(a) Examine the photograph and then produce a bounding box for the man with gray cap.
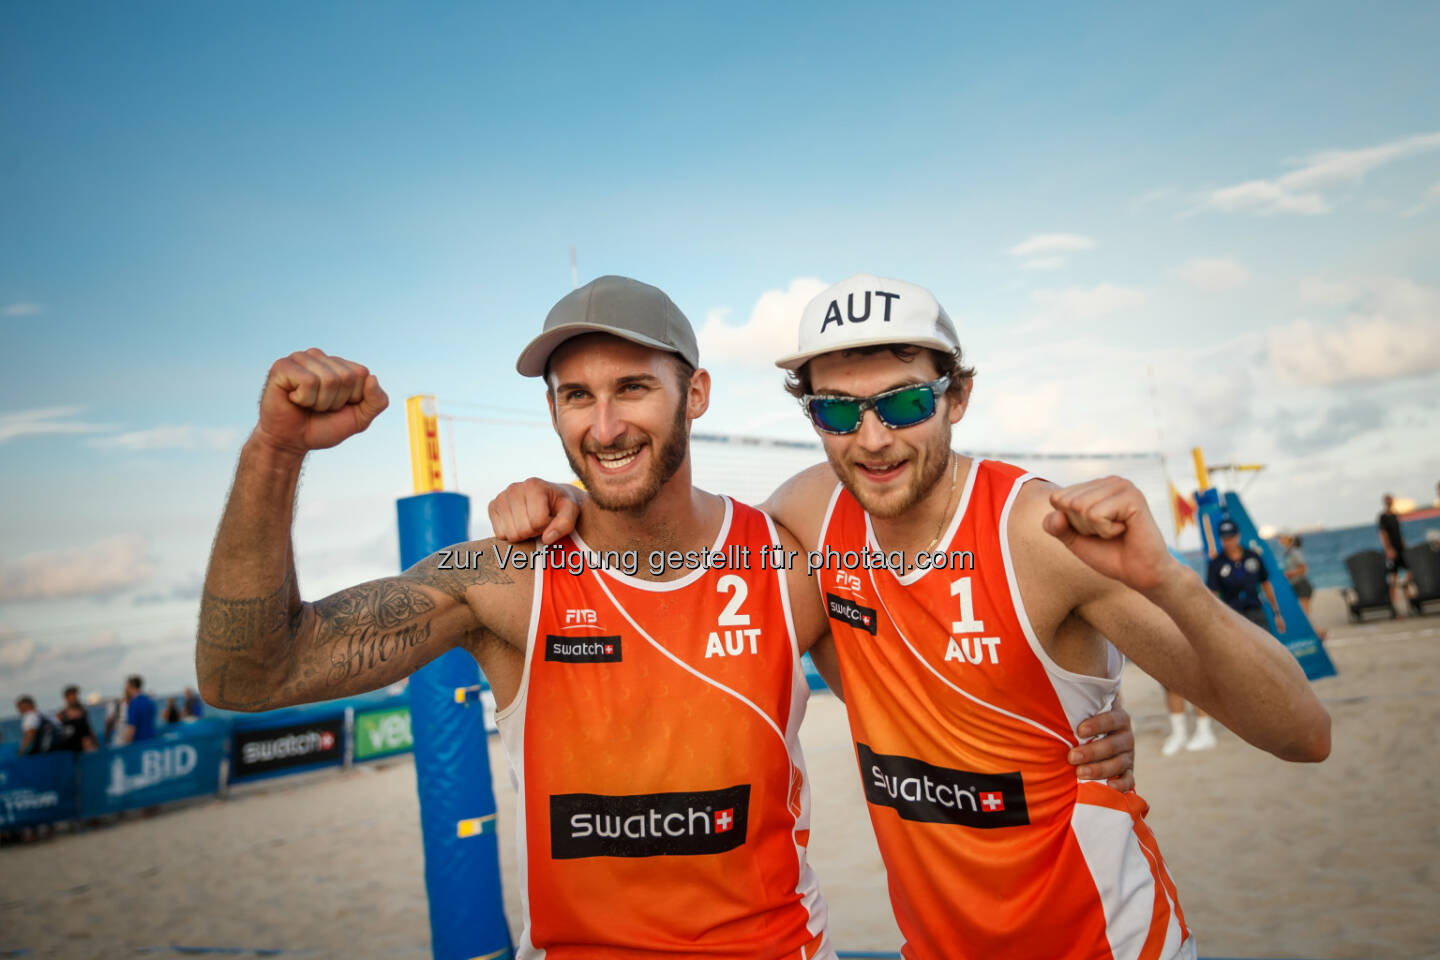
[196,275,837,957]
[490,272,1331,960]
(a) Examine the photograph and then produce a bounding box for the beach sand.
[3,592,1438,959]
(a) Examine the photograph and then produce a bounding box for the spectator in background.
[106,688,132,745]
[163,697,182,725]
[182,687,204,719]
[15,696,58,755]
[1378,494,1413,617]
[125,675,157,743]
[1278,532,1317,613]
[56,685,98,752]
[1208,519,1286,635]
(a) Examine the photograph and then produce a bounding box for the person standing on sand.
[1378,494,1413,617]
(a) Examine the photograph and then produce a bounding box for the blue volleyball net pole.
[398,396,512,960]
[1190,448,1336,681]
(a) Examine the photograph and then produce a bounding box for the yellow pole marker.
[457,813,497,838]
[1191,446,1210,492]
[406,395,445,493]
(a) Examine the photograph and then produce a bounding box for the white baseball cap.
[774,273,959,370]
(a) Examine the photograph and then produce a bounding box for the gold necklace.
[923,454,960,555]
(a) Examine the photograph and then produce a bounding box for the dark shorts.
[1289,576,1313,599]
[1241,606,1268,628]
[1387,553,1409,575]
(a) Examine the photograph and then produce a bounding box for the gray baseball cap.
[515,275,699,378]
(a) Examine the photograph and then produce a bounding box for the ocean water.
[1182,515,1440,591]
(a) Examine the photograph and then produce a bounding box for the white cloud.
[1402,181,1440,218]
[0,406,110,444]
[1209,180,1330,215]
[0,627,37,670]
[1007,234,1096,257]
[1297,277,1359,306]
[2,302,43,317]
[90,425,241,451]
[1176,258,1250,293]
[0,535,156,603]
[1020,257,1066,271]
[1269,277,1440,386]
[697,276,829,367]
[1030,283,1147,323]
[1206,131,1440,216]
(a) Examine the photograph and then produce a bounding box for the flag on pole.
[1169,481,1196,537]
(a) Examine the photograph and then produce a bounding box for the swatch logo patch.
[545,635,623,663]
[857,743,1028,828]
[826,592,878,635]
[551,785,750,859]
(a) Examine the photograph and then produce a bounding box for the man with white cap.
[199,274,1131,959]
[491,273,1331,960]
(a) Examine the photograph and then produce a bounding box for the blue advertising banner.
[78,729,226,816]
[0,751,78,827]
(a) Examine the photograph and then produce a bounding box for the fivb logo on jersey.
[551,785,751,859]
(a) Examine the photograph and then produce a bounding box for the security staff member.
[1206,519,1285,634]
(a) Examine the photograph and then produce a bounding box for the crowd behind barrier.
[2,655,828,834]
[0,689,463,832]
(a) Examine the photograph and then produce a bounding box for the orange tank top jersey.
[817,459,1194,960]
[497,497,832,960]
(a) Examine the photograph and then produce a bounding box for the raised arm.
[197,350,516,712]
[1036,477,1329,762]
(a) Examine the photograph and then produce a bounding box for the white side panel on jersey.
[762,511,832,953]
[998,473,1124,744]
[497,562,547,960]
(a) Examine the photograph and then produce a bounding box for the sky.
[3,1,1438,706]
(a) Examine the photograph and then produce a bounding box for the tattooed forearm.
[198,570,297,652]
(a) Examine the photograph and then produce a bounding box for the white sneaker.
[1185,727,1217,751]
[1161,730,1186,756]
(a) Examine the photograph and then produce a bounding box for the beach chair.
[1404,544,1440,615]
[1343,550,1396,622]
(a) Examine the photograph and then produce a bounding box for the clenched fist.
[254,348,389,455]
[1042,476,1182,593]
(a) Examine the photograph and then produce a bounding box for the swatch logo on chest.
[551,785,751,859]
[858,743,1029,828]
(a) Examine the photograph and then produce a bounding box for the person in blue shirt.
[124,674,158,742]
[1206,519,1285,635]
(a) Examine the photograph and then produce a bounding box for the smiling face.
[806,348,968,519]
[547,333,707,512]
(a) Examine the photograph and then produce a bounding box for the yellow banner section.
[406,395,444,493]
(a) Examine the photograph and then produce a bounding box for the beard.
[830,418,953,520]
[563,396,690,512]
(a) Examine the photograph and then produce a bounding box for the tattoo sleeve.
[197,436,511,712]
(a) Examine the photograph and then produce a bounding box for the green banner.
[354,705,413,760]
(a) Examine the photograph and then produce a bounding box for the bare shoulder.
[762,461,839,549]
[1006,478,1113,617]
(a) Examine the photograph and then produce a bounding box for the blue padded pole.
[1194,488,1336,681]
[397,491,512,960]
